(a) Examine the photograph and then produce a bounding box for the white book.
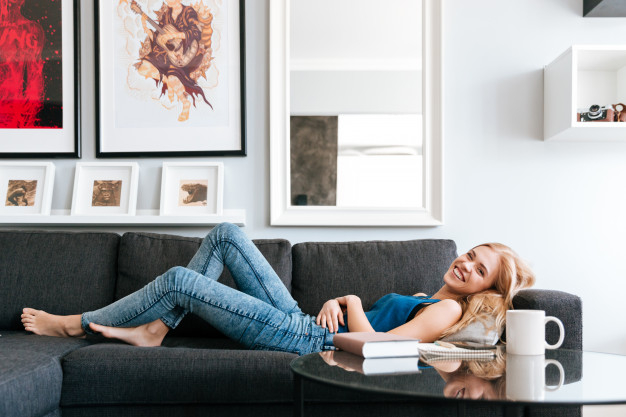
[333,332,420,358]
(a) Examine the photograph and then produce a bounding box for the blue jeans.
[81,223,334,355]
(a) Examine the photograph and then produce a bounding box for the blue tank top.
[336,293,440,333]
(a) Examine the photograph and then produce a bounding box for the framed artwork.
[0,162,55,215]
[71,162,139,216]
[160,162,223,215]
[94,0,247,157]
[0,0,81,158]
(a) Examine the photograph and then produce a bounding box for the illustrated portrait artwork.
[92,180,122,207]
[0,0,63,129]
[115,0,229,127]
[5,179,37,206]
[178,179,208,206]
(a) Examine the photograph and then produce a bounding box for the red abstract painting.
[0,0,62,129]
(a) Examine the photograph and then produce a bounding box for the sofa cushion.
[0,331,91,358]
[115,232,292,337]
[0,348,63,417]
[291,239,457,315]
[60,340,295,406]
[0,231,120,330]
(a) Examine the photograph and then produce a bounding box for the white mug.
[506,310,565,355]
[506,354,565,401]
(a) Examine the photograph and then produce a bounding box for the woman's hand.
[319,351,338,366]
[316,298,345,333]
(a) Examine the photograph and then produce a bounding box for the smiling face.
[443,246,501,296]
[443,374,499,400]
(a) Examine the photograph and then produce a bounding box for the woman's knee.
[211,222,241,240]
[159,266,190,287]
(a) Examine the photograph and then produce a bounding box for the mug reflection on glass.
[506,354,564,401]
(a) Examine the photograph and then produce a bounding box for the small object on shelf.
[614,103,626,121]
[577,104,615,122]
[0,163,55,216]
[71,162,139,216]
[160,162,224,216]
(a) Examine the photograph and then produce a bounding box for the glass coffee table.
[291,349,626,417]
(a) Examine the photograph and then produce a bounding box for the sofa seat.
[60,338,296,406]
[0,331,90,417]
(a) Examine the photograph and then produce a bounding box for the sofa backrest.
[116,232,292,337]
[0,231,120,330]
[291,239,457,315]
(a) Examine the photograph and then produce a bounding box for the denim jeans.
[82,223,334,355]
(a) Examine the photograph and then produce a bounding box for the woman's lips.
[453,267,465,282]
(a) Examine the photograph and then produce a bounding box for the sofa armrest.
[512,289,582,350]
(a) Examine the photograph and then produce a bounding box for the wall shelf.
[544,45,626,141]
[0,209,246,227]
[584,0,626,17]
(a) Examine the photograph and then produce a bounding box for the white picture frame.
[0,162,55,215]
[71,162,139,216]
[160,162,224,216]
[95,0,246,157]
[269,0,443,226]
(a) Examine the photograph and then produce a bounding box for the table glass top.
[291,349,626,406]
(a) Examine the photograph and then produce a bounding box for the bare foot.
[89,319,169,347]
[21,308,85,338]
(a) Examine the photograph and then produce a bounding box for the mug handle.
[544,359,565,391]
[545,316,565,350]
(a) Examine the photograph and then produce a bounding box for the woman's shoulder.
[426,298,462,316]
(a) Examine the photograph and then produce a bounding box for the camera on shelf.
[577,104,615,122]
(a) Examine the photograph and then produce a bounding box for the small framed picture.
[160,162,223,216]
[0,163,55,215]
[71,162,139,216]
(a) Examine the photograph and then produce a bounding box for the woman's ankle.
[64,315,86,337]
[146,319,170,338]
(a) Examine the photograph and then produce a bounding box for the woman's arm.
[387,299,462,342]
[337,295,375,333]
[316,295,375,333]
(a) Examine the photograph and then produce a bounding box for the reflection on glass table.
[292,349,626,407]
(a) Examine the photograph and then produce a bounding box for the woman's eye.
[478,268,484,276]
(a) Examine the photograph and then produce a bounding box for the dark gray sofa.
[0,229,582,417]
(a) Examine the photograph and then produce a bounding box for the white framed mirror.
[270,0,442,226]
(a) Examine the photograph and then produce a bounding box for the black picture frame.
[94,0,247,158]
[0,0,81,159]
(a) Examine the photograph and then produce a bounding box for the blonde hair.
[440,243,536,339]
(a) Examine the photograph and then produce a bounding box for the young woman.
[21,223,535,355]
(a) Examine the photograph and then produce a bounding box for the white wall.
[6,0,626,356]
